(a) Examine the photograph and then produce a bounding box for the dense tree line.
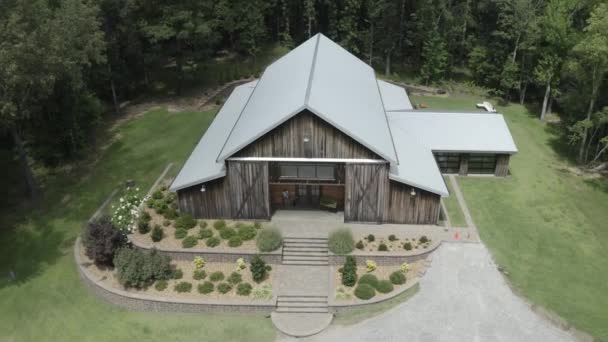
[1,0,607,200]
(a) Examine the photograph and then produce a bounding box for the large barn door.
[228,161,270,220]
[344,163,389,223]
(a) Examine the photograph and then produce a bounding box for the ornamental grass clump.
[209,271,225,282]
[154,280,168,291]
[228,235,243,247]
[217,282,232,294]
[237,225,256,240]
[198,281,214,294]
[237,283,252,296]
[328,228,355,255]
[193,270,207,280]
[206,237,220,247]
[171,268,183,280]
[227,271,243,285]
[252,284,273,300]
[83,216,127,267]
[256,228,282,252]
[182,235,198,248]
[198,228,213,239]
[213,220,226,230]
[174,281,192,293]
[175,214,197,230]
[174,228,187,239]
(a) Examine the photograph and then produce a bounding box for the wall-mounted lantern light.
[200,184,206,192]
[410,188,417,197]
[303,136,310,143]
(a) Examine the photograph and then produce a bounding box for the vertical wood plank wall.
[228,161,270,220]
[177,177,231,219]
[385,181,441,224]
[344,164,390,223]
[494,154,510,176]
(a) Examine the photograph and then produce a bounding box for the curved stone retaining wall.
[329,279,420,314]
[75,238,276,314]
[329,240,440,266]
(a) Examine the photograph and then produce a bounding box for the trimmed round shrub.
[227,271,242,285]
[217,282,232,294]
[193,269,207,280]
[389,271,406,285]
[367,234,375,242]
[174,228,187,239]
[174,281,192,293]
[137,221,150,234]
[354,283,376,300]
[419,235,429,244]
[171,268,183,280]
[219,227,236,240]
[358,274,379,289]
[328,228,355,255]
[83,216,127,266]
[341,256,358,287]
[198,228,213,239]
[237,282,252,296]
[154,280,168,291]
[206,237,220,247]
[209,271,225,282]
[228,235,243,247]
[355,240,364,250]
[378,243,388,252]
[403,242,413,251]
[388,234,398,241]
[198,281,214,294]
[213,220,226,230]
[250,255,268,283]
[376,280,394,293]
[182,235,198,248]
[256,228,282,252]
[237,225,256,240]
[175,214,197,230]
[162,219,171,227]
[151,225,163,242]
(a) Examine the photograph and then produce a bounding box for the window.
[468,154,496,174]
[279,165,298,178]
[434,153,461,174]
[277,163,336,180]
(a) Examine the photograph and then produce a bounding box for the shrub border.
[329,239,441,266]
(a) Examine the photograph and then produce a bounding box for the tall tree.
[420,23,448,85]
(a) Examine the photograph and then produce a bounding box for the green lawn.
[412,94,608,341]
[0,108,275,342]
[442,176,467,227]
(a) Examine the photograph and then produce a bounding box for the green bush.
[403,242,413,251]
[174,281,192,293]
[217,282,232,294]
[171,268,183,280]
[388,234,397,241]
[174,228,187,239]
[237,282,252,296]
[419,235,429,244]
[151,225,163,242]
[367,234,375,242]
[237,225,256,240]
[253,222,262,229]
[163,208,178,220]
[356,240,364,250]
[198,228,213,239]
[152,190,164,200]
[213,220,226,230]
[182,236,198,248]
[193,269,207,280]
[354,283,376,300]
[341,256,358,287]
[162,219,171,227]
[140,211,151,223]
[219,227,236,240]
[376,280,394,293]
[155,202,168,215]
[206,237,220,247]
[358,274,379,289]
[113,248,171,288]
[199,220,208,228]
[227,271,242,285]
[154,279,168,291]
[83,216,127,267]
[255,228,282,252]
[175,214,197,230]
[250,255,268,283]
[228,235,243,247]
[198,281,214,294]
[209,271,225,282]
[378,243,388,251]
[328,228,355,255]
[389,271,406,285]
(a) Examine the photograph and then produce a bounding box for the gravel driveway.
[295,243,575,342]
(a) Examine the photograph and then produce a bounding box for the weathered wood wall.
[228,161,270,219]
[494,154,510,177]
[177,177,231,219]
[385,181,441,224]
[235,110,380,159]
[344,163,390,223]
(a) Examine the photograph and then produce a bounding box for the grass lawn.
[0,108,275,342]
[412,94,608,341]
[442,176,467,227]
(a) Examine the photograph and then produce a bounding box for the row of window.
[434,153,497,174]
[278,163,336,180]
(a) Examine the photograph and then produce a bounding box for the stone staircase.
[276,295,329,313]
[282,237,329,265]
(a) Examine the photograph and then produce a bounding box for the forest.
[1,0,607,199]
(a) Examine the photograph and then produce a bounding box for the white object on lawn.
[476,101,497,113]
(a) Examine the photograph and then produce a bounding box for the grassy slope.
[442,176,467,227]
[412,95,608,341]
[0,109,274,342]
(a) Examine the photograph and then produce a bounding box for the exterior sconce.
[410,188,416,196]
[303,136,310,143]
[200,184,206,192]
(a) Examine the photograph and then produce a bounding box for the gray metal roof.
[387,111,518,154]
[170,80,257,191]
[377,80,413,111]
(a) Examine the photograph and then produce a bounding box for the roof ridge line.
[374,78,400,165]
[304,34,321,106]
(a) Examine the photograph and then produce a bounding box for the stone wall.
[329,241,440,266]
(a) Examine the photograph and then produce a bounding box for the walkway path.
[290,243,576,342]
[446,175,480,243]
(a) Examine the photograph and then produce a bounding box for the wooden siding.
[177,177,231,219]
[495,154,510,177]
[385,181,441,224]
[228,161,270,219]
[344,163,390,223]
[234,110,381,159]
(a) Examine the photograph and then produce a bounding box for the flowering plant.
[111,187,145,233]
[366,260,377,273]
[400,262,410,273]
[193,256,205,269]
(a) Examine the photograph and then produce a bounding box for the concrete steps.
[282,237,329,265]
[276,295,329,313]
